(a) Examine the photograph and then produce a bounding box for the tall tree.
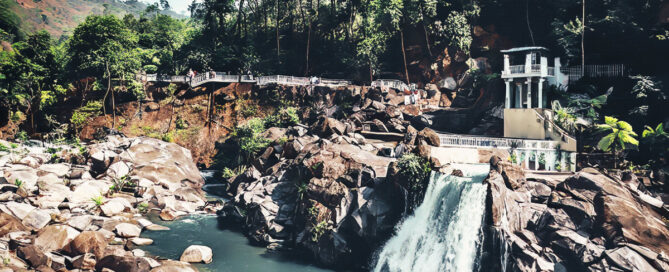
[68,15,140,128]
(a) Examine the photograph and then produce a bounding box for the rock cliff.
[483,156,669,272]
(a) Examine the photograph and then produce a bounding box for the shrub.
[232,118,270,161]
[396,154,432,209]
[0,143,7,152]
[15,131,28,142]
[175,117,187,129]
[263,107,300,128]
[71,100,103,132]
[137,202,149,213]
[396,154,431,191]
[311,221,328,242]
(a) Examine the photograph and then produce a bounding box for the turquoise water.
[140,214,333,272]
[140,170,333,272]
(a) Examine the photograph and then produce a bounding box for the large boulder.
[179,245,213,264]
[417,128,440,146]
[65,231,109,259]
[115,223,142,238]
[0,212,27,236]
[95,255,152,272]
[34,225,80,252]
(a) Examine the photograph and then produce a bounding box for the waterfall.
[373,164,490,272]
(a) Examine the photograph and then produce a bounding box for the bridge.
[142,73,354,88]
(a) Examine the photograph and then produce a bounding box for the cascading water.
[373,164,490,272]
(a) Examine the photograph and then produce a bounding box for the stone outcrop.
[224,124,406,268]
[0,137,205,271]
[483,156,669,272]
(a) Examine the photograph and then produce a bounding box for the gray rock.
[180,245,213,264]
[115,223,142,238]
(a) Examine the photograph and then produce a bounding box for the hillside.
[5,0,185,38]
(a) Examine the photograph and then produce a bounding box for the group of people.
[187,69,220,83]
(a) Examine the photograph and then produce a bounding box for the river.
[140,171,333,272]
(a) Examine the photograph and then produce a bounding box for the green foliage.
[263,107,300,128]
[15,131,28,142]
[311,220,328,242]
[231,118,270,162]
[597,116,638,166]
[396,153,431,192]
[91,195,104,207]
[70,100,103,132]
[221,165,246,180]
[13,179,22,188]
[175,117,187,129]
[436,11,472,55]
[0,143,7,152]
[137,202,149,213]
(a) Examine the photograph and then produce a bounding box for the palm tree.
[596,116,638,168]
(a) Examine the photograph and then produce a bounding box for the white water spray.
[373,164,490,272]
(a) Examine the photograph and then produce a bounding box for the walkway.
[142,73,353,88]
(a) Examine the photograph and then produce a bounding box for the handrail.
[438,133,558,150]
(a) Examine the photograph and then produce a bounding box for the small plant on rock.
[14,179,23,188]
[137,202,149,213]
[311,221,329,242]
[91,195,104,207]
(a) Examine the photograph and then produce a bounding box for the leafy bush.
[15,131,28,142]
[396,153,432,209]
[221,165,247,180]
[231,118,270,161]
[0,143,7,152]
[175,117,187,129]
[71,100,103,132]
[263,107,300,128]
[396,154,431,191]
[311,221,328,242]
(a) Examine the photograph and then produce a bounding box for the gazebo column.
[538,78,545,108]
[534,151,539,170]
[515,83,522,108]
[524,150,530,169]
[560,152,566,172]
[526,78,532,108]
[505,80,511,108]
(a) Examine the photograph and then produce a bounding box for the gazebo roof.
[500,46,550,53]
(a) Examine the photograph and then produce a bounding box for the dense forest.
[0,0,668,168]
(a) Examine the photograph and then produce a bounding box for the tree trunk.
[581,0,586,76]
[103,61,111,116]
[236,0,246,39]
[111,88,116,130]
[276,0,281,63]
[423,22,432,57]
[369,60,373,83]
[400,29,410,84]
[305,21,311,75]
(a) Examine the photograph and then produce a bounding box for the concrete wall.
[431,146,509,165]
[504,108,577,152]
[504,108,546,140]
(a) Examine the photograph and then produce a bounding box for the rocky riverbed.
[483,156,669,272]
[0,136,217,271]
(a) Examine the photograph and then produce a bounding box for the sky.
[139,0,199,16]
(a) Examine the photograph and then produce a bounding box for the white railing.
[548,67,555,76]
[257,75,310,86]
[371,79,408,91]
[509,65,525,74]
[438,134,558,150]
[531,64,541,73]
